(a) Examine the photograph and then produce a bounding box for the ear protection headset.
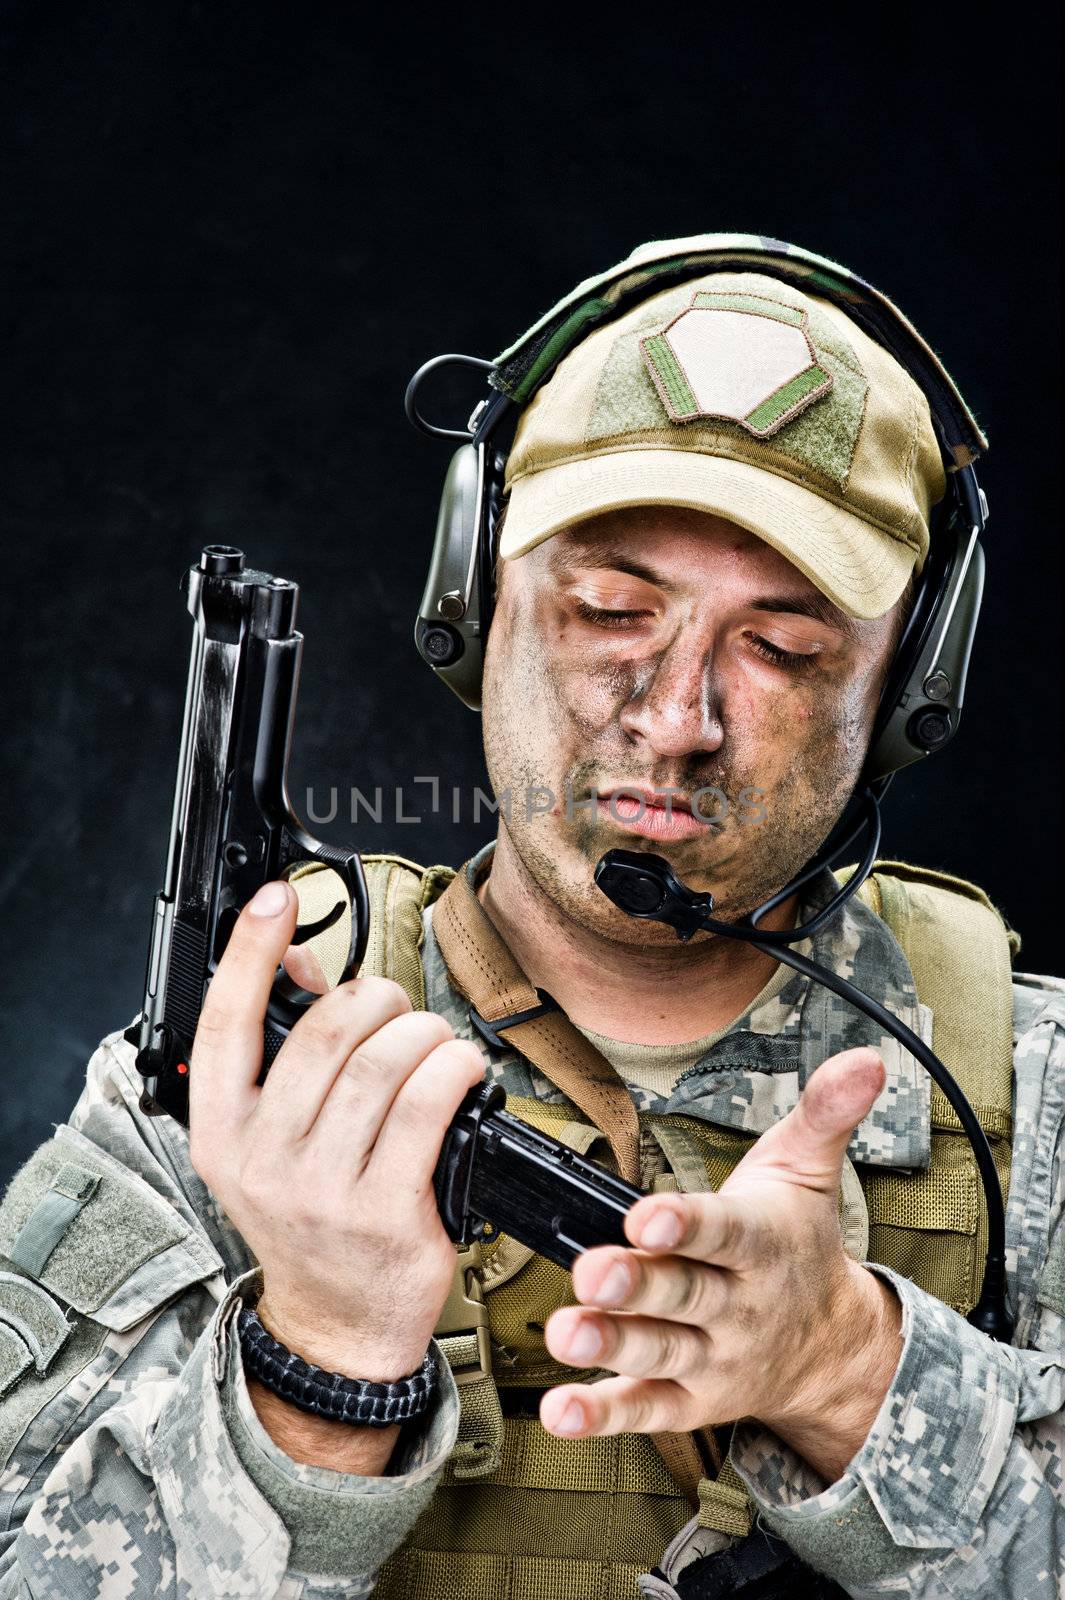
[406,234,989,789]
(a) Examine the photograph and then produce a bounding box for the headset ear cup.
[414,442,487,712]
[861,524,984,784]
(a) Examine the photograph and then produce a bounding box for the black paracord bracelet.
[237,1305,438,1427]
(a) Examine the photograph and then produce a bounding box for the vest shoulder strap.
[835,858,1017,1137]
[357,853,455,1011]
[432,866,643,1186]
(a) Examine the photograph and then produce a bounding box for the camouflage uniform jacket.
[0,844,1062,1597]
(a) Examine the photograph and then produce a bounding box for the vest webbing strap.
[357,853,454,1013]
[432,866,643,1188]
[697,1454,753,1538]
[441,1332,507,1480]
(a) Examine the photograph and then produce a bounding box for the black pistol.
[124,545,370,1123]
[126,545,642,1269]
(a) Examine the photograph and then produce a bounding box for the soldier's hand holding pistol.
[187,880,485,1475]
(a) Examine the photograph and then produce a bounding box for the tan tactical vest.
[360,853,1018,1600]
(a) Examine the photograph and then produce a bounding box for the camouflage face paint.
[482,509,900,940]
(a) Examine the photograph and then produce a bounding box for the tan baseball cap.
[497,270,947,619]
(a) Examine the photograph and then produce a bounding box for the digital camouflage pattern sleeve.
[727,971,1065,1598]
[0,1029,462,1599]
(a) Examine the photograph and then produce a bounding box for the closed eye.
[573,600,821,666]
[745,632,818,669]
[572,599,651,629]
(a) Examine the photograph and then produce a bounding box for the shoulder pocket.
[0,1128,223,1474]
[0,1125,222,1331]
[0,1271,110,1473]
[0,1270,75,1388]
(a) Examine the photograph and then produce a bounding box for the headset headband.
[410,232,988,786]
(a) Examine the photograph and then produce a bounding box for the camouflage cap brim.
[498,448,921,620]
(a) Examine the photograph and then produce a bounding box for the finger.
[255,981,434,1145]
[282,943,328,994]
[362,1037,486,1199]
[622,1189,762,1271]
[294,1007,465,1160]
[540,1375,688,1439]
[572,1245,730,1326]
[190,881,298,1129]
[748,1046,886,1190]
[544,1305,712,1383]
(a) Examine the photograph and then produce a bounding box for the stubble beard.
[485,748,857,945]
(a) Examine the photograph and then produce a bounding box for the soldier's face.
[480,506,906,939]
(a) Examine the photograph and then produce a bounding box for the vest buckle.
[435,1241,493,1385]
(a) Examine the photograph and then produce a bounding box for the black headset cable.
[594,784,1014,1343]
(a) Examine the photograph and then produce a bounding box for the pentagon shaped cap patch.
[640,291,833,436]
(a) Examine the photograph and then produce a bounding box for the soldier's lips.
[595,793,717,842]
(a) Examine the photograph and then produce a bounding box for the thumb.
[740,1047,886,1194]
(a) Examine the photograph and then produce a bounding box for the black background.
[1,5,1061,1186]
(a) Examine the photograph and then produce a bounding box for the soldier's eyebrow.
[748,595,859,637]
[550,538,674,588]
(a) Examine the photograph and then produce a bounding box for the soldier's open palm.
[541,1047,903,1465]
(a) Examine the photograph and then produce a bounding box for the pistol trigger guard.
[290,898,346,945]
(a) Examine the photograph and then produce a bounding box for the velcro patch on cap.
[640,291,833,436]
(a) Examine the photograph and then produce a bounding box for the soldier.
[0,238,1061,1598]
